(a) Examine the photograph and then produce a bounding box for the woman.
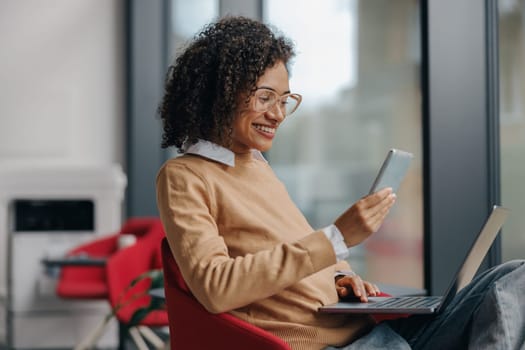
[156,16,525,350]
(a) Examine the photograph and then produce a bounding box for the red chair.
[56,217,161,300]
[160,237,292,350]
[106,220,168,350]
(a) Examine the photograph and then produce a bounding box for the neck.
[228,140,252,155]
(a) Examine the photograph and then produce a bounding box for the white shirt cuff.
[321,224,349,260]
[334,270,357,279]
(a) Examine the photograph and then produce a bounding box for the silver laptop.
[318,206,510,315]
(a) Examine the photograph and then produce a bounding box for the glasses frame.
[251,87,302,117]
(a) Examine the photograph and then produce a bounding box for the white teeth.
[253,124,275,134]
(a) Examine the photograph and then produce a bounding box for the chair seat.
[117,308,169,328]
[114,289,169,326]
[161,237,292,349]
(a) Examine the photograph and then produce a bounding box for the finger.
[363,282,374,296]
[349,276,368,302]
[361,187,393,208]
[367,196,396,231]
[369,206,391,231]
[336,276,367,302]
[374,284,381,295]
[354,205,389,235]
[335,278,352,298]
[364,282,379,296]
[351,195,394,231]
[336,286,348,298]
[374,191,396,212]
[335,276,356,289]
[356,191,395,225]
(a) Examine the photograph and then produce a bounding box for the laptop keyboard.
[372,296,442,309]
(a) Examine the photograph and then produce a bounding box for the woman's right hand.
[334,187,396,247]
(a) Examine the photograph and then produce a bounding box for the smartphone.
[369,149,414,194]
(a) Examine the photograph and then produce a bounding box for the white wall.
[0,2,125,341]
[0,0,125,167]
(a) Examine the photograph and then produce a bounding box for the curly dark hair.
[158,16,295,152]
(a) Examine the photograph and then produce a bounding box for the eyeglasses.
[252,88,302,117]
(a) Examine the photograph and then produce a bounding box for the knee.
[493,259,525,276]
[500,259,525,270]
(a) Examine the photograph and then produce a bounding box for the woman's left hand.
[335,273,380,303]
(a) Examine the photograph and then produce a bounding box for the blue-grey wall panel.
[423,0,500,294]
[126,0,168,217]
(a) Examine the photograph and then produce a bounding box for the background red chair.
[106,220,168,350]
[160,237,291,350]
[56,217,161,300]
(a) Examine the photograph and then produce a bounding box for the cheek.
[234,112,256,133]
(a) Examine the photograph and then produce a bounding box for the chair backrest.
[105,220,168,327]
[160,237,291,350]
[120,217,162,238]
[56,217,163,300]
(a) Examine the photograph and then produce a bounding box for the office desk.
[41,256,107,267]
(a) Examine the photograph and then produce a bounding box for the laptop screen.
[437,206,509,312]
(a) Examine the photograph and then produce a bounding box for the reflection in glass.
[167,0,219,159]
[499,0,525,262]
[169,0,219,62]
[264,0,423,288]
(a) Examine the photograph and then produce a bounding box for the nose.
[266,104,285,122]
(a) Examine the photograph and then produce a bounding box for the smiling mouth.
[252,124,276,135]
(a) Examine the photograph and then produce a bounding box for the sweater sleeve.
[156,162,337,313]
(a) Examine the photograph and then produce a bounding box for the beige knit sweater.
[156,152,374,350]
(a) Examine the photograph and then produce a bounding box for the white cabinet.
[0,164,126,349]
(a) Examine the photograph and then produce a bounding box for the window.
[167,0,220,159]
[169,0,219,62]
[264,0,423,288]
[499,0,525,262]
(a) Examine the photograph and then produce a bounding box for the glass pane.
[171,0,218,42]
[167,0,219,158]
[264,0,423,288]
[499,0,525,262]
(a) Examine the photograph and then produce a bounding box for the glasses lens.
[283,95,301,116]
[254,90,277,112]
[253,89,302,116]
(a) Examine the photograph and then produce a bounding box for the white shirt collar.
[183,139,267,167]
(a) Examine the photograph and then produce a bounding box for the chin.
[256,142,273,152]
